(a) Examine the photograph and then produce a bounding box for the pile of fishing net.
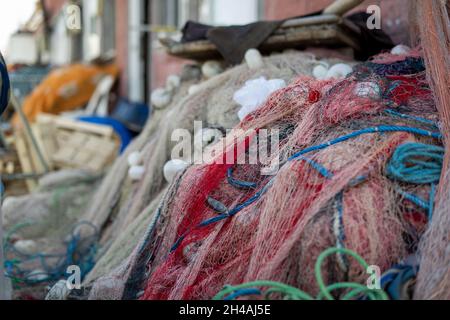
[1,170,102,298]
[411,0,450,300]
[4,51,342,299]
[90,50,443,300]
[81,51,346,284]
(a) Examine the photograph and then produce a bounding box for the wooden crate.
[13,114,120,188]
[14,130,41,191]
[36,114,120,173]
[0,148,30,195]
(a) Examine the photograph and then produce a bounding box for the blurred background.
[0,0,411,197]
[1,0,409,107]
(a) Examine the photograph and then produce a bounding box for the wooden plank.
[72,151,92,166]
[52,146,78,166]
[68,132,89,146]
[14,131,38,191]
[5,161,15,174]
[37,114,114,138]
[50,134,119,172]
[84,136,102,151]
[36,122,59,164]
[162,23,361,61]
[56,131,72,147]
[21,125,50,175]
[30,124,53,170]
[31,114,120,172]
[87,155,108,172]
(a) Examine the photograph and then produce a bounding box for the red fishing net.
[135,52,441,300]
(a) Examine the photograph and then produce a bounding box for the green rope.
[3,222,34,246]
[213,247,389,301]
[213,281,314,301]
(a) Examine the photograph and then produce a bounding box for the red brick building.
[40,0,410,105]
[148,0,409,93]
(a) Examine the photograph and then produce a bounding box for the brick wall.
[40,1,412,97]
[146,0,411,94]
[152,49,191,90]
[115,0,128,96]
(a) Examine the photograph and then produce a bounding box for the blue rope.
[384,109,438,128]
[170,126,443,253]
[289,126,442,162]
[386,142,443,220]
[4,221,99,285]
[170,179,274,252]
[386,81,401,96]
[334,192,348,271]
[227,167,257,189]
[223,288,262,300]
[295,155,334,179]
[428,184,436,220]
[386,143,443,184]
[380,258,419,300]
[396,189,430,210]
[348,175,367,188]
[187,155,332,251]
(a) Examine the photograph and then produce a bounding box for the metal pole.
[128,0,144,102]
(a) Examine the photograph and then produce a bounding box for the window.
[153,0,262,29]
[151,0,179,29]
[200,0,260,26]
[82,0,116,61]
[50,12,73,65]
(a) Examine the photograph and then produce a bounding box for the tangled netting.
[82,51,345,245]
[4,221,98,286]
[5,51,341,300]
[122,51,444,301]
[53,51,343,299]
[412,0,450,300]
[1,170,101,298]
[213,248,390,300]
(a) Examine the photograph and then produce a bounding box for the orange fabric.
[12,63,119,126]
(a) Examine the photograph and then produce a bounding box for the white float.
[128,166,146,182]
[151,88,172,109]
[391,44,411,55]
[202,61,224,79]
[164,159,189,183]
[245,49,264,70]
[14,240,37,256]
[325,63,353,79]
[127,151,143,167]
[166,75,181,92]
[313,64,329,80]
